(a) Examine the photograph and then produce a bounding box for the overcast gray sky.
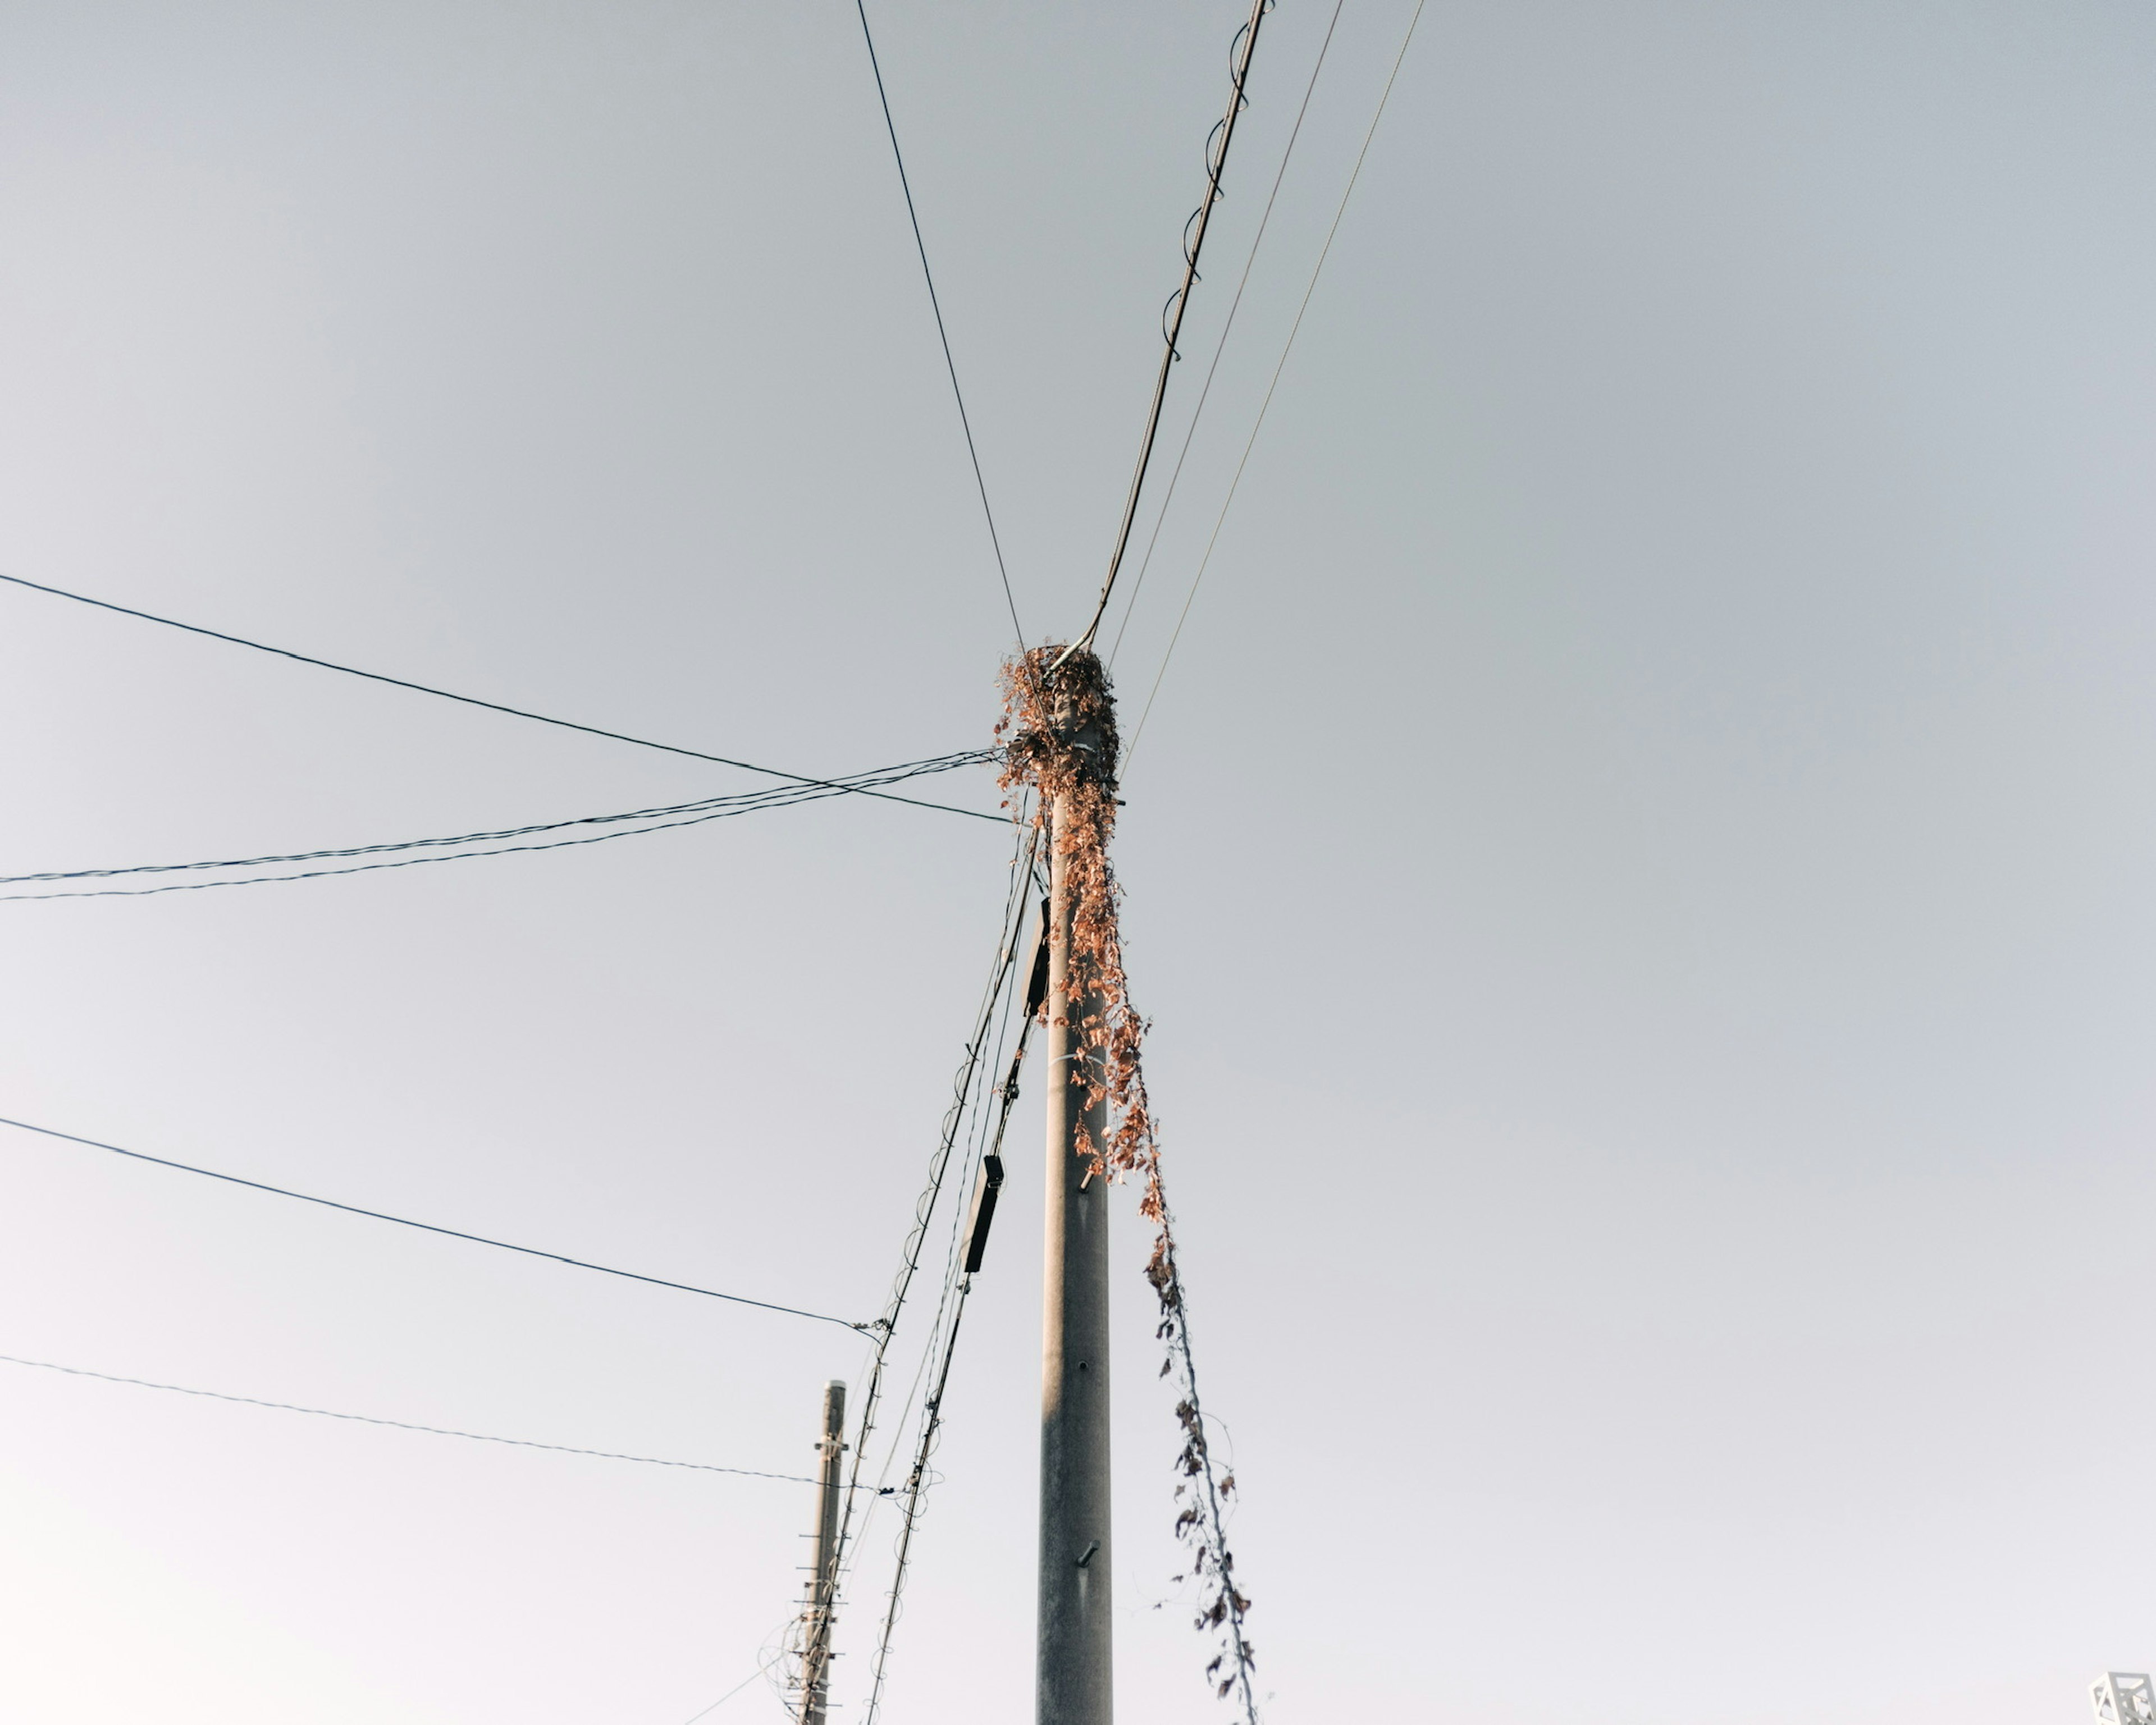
[2,2,2153,1722]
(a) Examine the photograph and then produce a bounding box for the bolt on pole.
[798,1379,846,1725]
[1038,696,1113,1725]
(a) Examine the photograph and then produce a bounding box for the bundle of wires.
[0,750,995,901]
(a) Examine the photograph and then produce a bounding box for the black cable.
[803,812,1038,1705]
[0,1352,824,1483]
[1065,0,1276,660]
[0,753,993,902]
[0,571,1001,823]
[0,1115,866,1333]
[852,2,1025,645]
[1125,0,1429,774]
[1107,0,1348,668]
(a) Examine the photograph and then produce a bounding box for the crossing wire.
[1124,0,1429,772]
[673,1649,789,1725]
[852,1,1025,644]
[1,1352,823,1483]
[0,571,1000,823]
[0,1114,865,1332]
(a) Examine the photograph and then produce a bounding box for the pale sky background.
[1,2,2153,1722]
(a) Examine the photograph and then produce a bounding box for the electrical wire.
[2,752,988,884]
[860,950,1039,1724]
[800,808,1038,1711]
[0,571,1001,823]
[0,752,994,903]
[1123,0,1429,772]
[1107,0,1348,668]
[673,1648,788,1725]
[839,832,1044,1723]
[1065,0,1277,661]
[0,1351,820,1482]
[852,2,1025,645]
[0,1114,865,1333]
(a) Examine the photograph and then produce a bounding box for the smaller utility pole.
[797,1379,847,1725]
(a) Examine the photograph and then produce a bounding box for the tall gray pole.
[798,1378,846,1725]
[1039,743,1113,1725]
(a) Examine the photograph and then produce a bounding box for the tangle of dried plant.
[997,646,1257,1720]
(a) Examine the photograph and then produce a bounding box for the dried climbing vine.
[998,646,1258,1719]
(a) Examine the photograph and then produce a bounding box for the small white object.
[2091,1673,2155,1724]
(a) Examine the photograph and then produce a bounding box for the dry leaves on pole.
[998,646,1258,1720]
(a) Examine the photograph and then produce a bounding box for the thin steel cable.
[1065,0,1276,662]
[0,1114,865,1332]
[1125,0,1429,772]
[0,1352,817,1482]
[0,571,999,823]
[852,1,1025,644]
[674,1649,788,1725]
[0,754,994,903]
[1107,0,1348,668]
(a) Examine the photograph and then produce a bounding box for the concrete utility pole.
[797,1379,846,1725]
[1038,698,1113,1725]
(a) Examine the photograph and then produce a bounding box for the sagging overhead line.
[1065,0,1277,663]
[0,571,1001,823]
[0,1352,825,1483]
[1107,0,1349,668]
[0,1114,866,1333]
[0,751,994,903]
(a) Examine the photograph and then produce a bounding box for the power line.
[852,1,1025,644]
[0,1351,824,1483]
[1066,0,1277,661]
[1125,0,1429,771]
[0,571,1001,823]
[808,811,1040,1705]
[0,752,994,902]
[1107,0,1349,668]
[0,1114,866,1333]
[861,945,1039,1724]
